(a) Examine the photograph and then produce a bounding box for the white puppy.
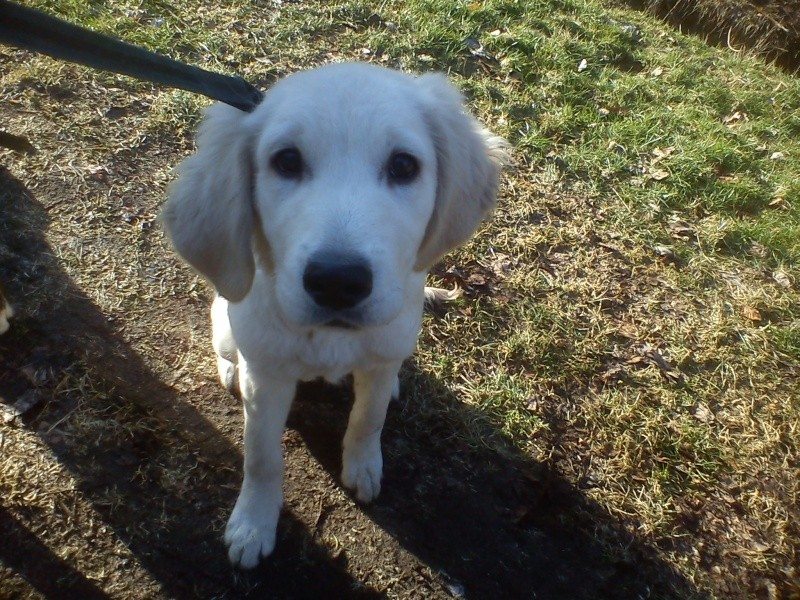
[163,62,507,569]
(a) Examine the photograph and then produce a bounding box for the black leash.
[0,0,263,113]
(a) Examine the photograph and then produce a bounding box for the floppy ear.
[162,104,257,302]
[414,73,509,271]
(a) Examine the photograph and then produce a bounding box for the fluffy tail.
[423,286,462,311]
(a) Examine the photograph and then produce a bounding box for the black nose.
[303,255,373,310]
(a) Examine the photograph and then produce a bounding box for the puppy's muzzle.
[302,253,373,311]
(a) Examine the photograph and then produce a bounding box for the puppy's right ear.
[162,104,256,302]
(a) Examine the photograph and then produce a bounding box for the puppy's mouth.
[323,318,359,329]
[296,307,368,330]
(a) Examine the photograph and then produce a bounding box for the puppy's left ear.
[413,73,509,271]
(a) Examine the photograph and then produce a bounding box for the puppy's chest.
[301,328,366,372]
[269,327,386,382]
[230,306,391,381]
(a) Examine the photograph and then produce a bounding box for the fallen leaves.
[667,218,697,241]
[723,111,748,127]
[741,305,762,323]
[772,270,792,289]
[630,342,686,383]
[644,146,674,181]
[597,341,686,386]
[648,168,670,181]
[692,402,714,423]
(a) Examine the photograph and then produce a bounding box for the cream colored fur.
[163,62,507,569]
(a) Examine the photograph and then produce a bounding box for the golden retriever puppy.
[163,62,507,568]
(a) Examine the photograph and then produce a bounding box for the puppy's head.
[163,63,507,328]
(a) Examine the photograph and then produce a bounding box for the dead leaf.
[630,343,685,383]
[651,66,664,77]
[723,111,748,126]
[742,306,762,322]
[578,58,588,72]
[668,220,696,240]
[649,168,670,181]
[770,151,785,161]
[599,363,627,383]
[467,273,486,287]
[768,197,788,209]
[747,242,769,258]
[651,146,675,162]
[482,252,515,278]
[693,402,714,423]
[772,270,792,288]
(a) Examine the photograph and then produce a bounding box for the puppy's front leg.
[342,362,402,503]
[224,363,295,569]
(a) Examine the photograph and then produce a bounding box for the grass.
[3,0,800,597]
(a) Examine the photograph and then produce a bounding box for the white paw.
[224,493,280,569]
[341,437,383,503]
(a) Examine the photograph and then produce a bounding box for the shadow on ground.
[618,0,799,73]
[0,165,704,598]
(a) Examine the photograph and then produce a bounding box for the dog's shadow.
[0,164,704,599]
[291,370,703,600]
[0,165,382,599]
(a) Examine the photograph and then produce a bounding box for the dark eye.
[387,152,419,183]
[271,148,303,179]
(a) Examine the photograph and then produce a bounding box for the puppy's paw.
[224,494,279,569]
[217,356,239,394]
[342,437,383,503]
